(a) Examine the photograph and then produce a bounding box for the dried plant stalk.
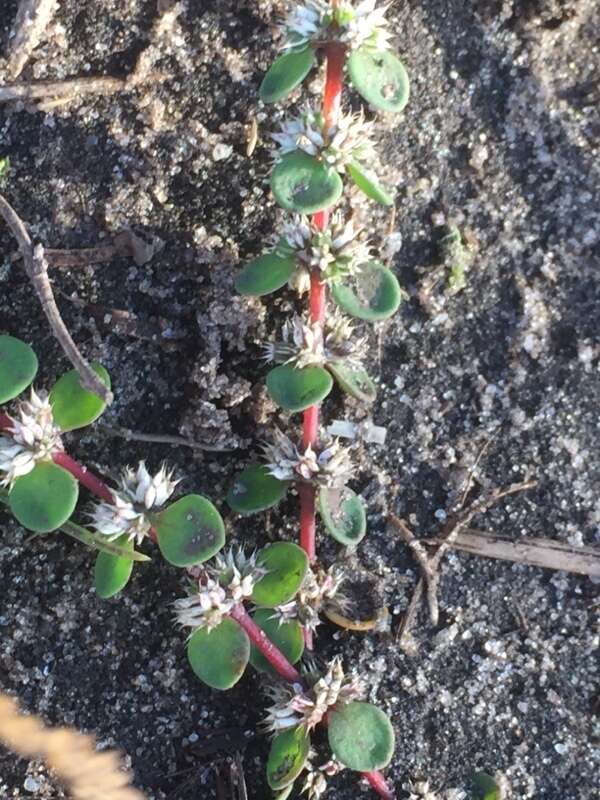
[7,0,59,79]
[0,693,144,800]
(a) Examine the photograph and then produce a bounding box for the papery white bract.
[0,389,63,487]
[89,461,178,545]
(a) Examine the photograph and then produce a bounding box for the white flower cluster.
[262,429,354,489]
[173,548,264,633]
[89,461,178,545]
[263,657,365,733]
[275,565,346,633]
[0,389,63,487]
[278,213,371,285]
[282,0,391,53]
[273,107,375,174]
[262,312,367,371]
[302,755,344,800]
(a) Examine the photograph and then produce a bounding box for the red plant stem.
[364,769,395,800]
[299,40,347,565]
[52,451,114,503]
[231,602,394,798]
[0,413,12,429]
[229,603,302,684]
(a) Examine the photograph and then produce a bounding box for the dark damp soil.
[0,1,599,798]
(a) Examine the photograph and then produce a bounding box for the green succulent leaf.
[318,486,367,546]
[0,335,38,404]
[235,253,297,296]
[348,47,410,113]
[9,462,78,533]
[260,47,316,103]
[249,608,304,675]
[271,151,343,214]
[266,364,333,412]
[327,701,395,772]
[273,785,295,800]
[49,363,111,431]
[252,541,308,608]
[187,618,250,690]
[155,494,225,567]
[0,156,10,183]
[94,535,135,599]
[331,261,402,321]
[471,772,501,800]
[327,361,377,403]
[227,465,290,514]
[62,520,150,561]
[347,160,393,206]
[267,725,311,791]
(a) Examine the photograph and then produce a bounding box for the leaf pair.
[227,467,366,547]
[271,151,393,214]
[186,542,308,690]
[236,251,402,323]
[0,335,110,431]
[267,702,395,790]
[259,44,410,116]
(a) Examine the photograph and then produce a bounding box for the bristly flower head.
[89,461,178,545]
[281,1,391,53]
[262,429,354,488]
[263,657,365,734]
[277,213,371,286]
[273,106,375,174]
[302,754,344,800]
[275,564,347,634]
[262,311,368,371]
[0,389,63,487]
[173,548,265,633]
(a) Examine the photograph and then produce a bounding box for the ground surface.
[0,1,599,798]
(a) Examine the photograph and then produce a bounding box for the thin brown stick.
[0,192,113,404]
[7,0,59,79]
[95,423,236,453]
[44,245,118,269]
[432,528,600,578]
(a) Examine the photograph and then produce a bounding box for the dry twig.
[96,423,236,453]
[390,479,536,647]
[432,528,600,578]
[6,0,58,79]
[0,192,113,404]
[0,692,144,800]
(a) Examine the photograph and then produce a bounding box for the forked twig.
[390,479,536,647]
[0,193,113,404]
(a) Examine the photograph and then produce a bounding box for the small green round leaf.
[235,253,297,297]
[266,364,333,412]
[260,47,316,103]
[187,618,250,690]
[9,462,78,533]
[155,494,225,567]
[249,608,304,675]
[348,47,410,113]
[252,542,308,608]
[331,261,402,321]
[94,535,134,599]
[49,363,111,431]
[318,486,367,546]
[328,701,395,772]
[271,151,343,214]
[0,335,38,404]
[267,726,311,791]
[328,361,377,403]
[227,465,290,514]
[347,160,393,206]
